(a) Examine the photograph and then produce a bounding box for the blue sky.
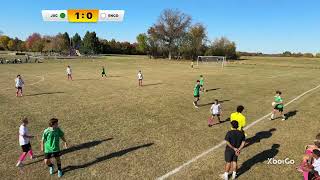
[1,0,319,53]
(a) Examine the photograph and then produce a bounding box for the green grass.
[0,55,320,180]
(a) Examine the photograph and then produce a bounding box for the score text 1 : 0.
[67,9,99,23]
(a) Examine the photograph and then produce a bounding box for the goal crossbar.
[196,56,226,68]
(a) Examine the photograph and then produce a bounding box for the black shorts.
[200,85,203,87]
[274,105,284,112]
[225,149,238,162]
[16,87,22,90]
[212,114,220,117]
[194,95,200,98]
[44,151,62,159]
[102,72,106,75]
[21,143,31,152]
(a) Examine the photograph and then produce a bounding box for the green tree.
[136,33,148,54]
[0,35,11,50]
[206,37,238,59]
[72,33,82,50]
[81,31,100,55]
[282,51,292,57]
[180,23,207,60]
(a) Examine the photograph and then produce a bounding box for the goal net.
[196,56,226,68]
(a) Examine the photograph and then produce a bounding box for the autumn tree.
[149,9,191,59]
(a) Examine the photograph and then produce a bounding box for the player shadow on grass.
[284,110,298,120]
[244,128,276,148]
[26,92,64,96]
[62,143,154,174]
[205,88,221,92]
[142,83,163,87]
[198,99,231,107]
[237,144,280,178]
[24,138,113,166]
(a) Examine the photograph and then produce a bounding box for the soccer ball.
[272,102,276,107]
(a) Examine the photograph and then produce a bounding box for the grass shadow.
[237,144,280,177]
[62,143,154,174]
[285,110,298,120]
[198,99,231,107]
[73,79,100,81]
[244,128,276,148]
[26,92,64,96]
[142,83,163,87]
[206,88,221,92]
[24,138,113,166]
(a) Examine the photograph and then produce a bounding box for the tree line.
[0,31,142,56]
[240,51,320,58]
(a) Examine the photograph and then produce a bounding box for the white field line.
[3,75,44,90]
[157,83,320,180]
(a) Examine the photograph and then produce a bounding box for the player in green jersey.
[193,80,201,108]
[271,91,286,121]
[41,118,68,177]
[101,66,107,78]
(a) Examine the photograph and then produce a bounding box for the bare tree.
[151,9,191,60]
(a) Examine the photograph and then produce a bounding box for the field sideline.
[1,55,320,180]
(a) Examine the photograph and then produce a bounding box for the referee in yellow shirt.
[230,105,246,134]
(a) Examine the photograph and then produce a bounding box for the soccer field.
[1,55,320,180]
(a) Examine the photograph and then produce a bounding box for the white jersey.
[138,73,143,80]
[313,158,320,173]
[15,78,24,88]
[19,124,30,146]
[210,103,221,115]
[66,67,72,75]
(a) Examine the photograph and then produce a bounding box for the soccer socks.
[57,163,62,171]
[232,171,237,179]
[270,113,275,120]
[19,152,27,162]
[224,172,229,180]
[28,150,33,158]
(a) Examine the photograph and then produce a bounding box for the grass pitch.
[1,55,320,180]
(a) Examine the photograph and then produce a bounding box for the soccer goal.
[196,56,226,68]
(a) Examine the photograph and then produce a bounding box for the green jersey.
[42,127,64,153]
[274,96,283,108]
[194,84,200,96]
[200,78,204,85]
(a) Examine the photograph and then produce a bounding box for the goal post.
[196,56,226,68]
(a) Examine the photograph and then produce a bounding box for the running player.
[271,90,286,121]
[41,118,68,177]
[101,66,107,78]
[15,75,24,97]
[66,65,72,80]
[193,80,201,108]
[209,99,222,126]
[16,118,34,167]
[138,70,143,86]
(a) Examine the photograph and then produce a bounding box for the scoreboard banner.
[42,10,125,22]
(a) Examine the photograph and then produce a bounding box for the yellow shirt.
[230,112,246,130]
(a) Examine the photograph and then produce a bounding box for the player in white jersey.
[66,65,72,80]
[16,118,34,167]
[208,99,222,126]
[137,70,143,86]
[15,75,25,97]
